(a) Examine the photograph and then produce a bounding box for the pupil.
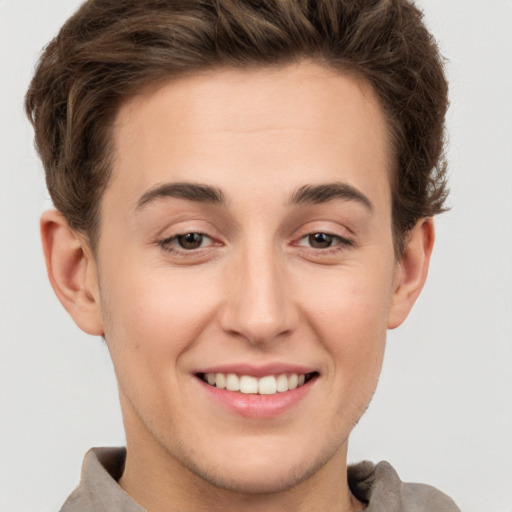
[309,233,332,248]
[178,233,203,249]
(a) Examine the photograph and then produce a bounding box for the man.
[25,0,459,510]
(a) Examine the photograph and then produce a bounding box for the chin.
[177,438,340,495]
[190,460,317,495]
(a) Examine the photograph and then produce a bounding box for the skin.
[41,61,434,512]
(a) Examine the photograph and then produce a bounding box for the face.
[93,62,400,493]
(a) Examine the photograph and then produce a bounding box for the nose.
[218,242,299,345]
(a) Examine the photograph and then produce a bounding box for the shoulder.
[60,448,144,512]
[348,460,460,512]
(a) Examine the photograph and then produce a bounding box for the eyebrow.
[135,180,372,212]
[136,182,225,210]
[289,182,373,211]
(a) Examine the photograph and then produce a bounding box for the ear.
[387,218,435,329]
[40,210,104,335]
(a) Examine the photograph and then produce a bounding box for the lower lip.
[197,377,316,419]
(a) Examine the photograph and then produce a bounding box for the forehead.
[109,61,391,210]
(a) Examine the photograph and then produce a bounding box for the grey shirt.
[60,447,460,511]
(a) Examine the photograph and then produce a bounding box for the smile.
[199,372,317,395]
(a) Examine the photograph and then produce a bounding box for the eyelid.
[154,217,224,246]
[158,232,217,252]
[295,232,351,248]
[291,220,353,242]
[288,222,356,260]
[161,232,212,244]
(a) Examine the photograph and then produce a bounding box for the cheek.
[305,265,392,332]
[99,263,221,374]
[300,265,392,379]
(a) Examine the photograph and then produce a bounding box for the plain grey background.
[1,1,511,511]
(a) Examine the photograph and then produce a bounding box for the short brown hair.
[26,0,448,254]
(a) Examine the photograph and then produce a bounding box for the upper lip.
[194,363,317,378]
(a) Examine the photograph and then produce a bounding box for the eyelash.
[295,232,353,254]
[158,231,353,256]
[158,233,215,254]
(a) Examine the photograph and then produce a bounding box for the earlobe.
[40,210,104,336]
[387,218,435,330]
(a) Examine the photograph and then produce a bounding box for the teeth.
[216,373,226,389]
[226,373,240,391]
[276,374,289,392]
[288,374,299,390]
[203,372,311,395]
[240,375,258,394]
[258,375,277,395]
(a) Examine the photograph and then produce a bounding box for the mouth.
[197,371,319,395]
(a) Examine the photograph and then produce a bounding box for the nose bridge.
[219,237,297,344]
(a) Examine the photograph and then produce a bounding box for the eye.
[297,232,349,249]
[306,233,336,249]
[160,232,213,252]
[176,232,208,250]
